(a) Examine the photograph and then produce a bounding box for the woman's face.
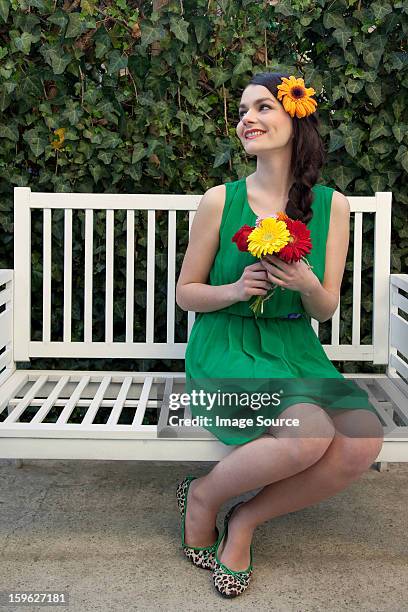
[236,84,294,154]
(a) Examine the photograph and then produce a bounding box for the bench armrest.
[387,274,408,394]
[0,270,15,386]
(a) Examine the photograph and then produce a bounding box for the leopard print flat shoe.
[212,501,253,598]
[176,475,220,571]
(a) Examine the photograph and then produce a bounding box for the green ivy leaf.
[392,124,407,143]
[333,28,353,51]
[15,32,35,54]
[65,13,89,38]
[0,0,9,23]
[106,50,128,75]
[132,143,146,164]
[331,165,359,191]
[369,123,390,141]
[0,123,19,141]
[169,16,190,44]
[140,22,164,46]
[364,82,382,107]
[358,154,373,173]
[42,46,71,74]
[369,174,387,193]
[232,54,252,75]
[192,17,209,45]
[209,67,229,88]
[371,2,393,21]
[362,40,385,69]
[98,150,113,164]
[213,147,230,168]
[47,9,69,29]
[63,100,84,125]
[323,12,346,30]
[0,89,11,112]
[23,129,48,157]
[328,130,344,153]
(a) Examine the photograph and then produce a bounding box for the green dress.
[184,177,380,445]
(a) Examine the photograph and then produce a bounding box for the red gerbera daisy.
[277,219,312,263]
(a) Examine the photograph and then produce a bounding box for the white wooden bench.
[0,187,407,471]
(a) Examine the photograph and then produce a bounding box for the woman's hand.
[260,254,319,295]
[233,261,273,302]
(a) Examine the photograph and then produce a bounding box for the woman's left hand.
[261,254,319,295]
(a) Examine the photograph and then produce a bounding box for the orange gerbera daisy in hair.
[276,211,289,221]
[276,76,317,118]
[277,218,312,263]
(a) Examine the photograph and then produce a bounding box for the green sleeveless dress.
[184,177,380,445]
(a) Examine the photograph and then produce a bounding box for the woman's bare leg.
[216,409,384,570]
[183,403,335,547]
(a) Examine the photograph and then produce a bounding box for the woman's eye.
[239,104,271,119]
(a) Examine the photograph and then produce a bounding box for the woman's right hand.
[233,261,273,302]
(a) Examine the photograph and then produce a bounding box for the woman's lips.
[245,132,266,140]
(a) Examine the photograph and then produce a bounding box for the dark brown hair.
[243,71,326,225]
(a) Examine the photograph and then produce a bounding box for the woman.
[175,71,384,598]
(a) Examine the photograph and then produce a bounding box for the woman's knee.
[332,432,384,477]
[273,403,336,469]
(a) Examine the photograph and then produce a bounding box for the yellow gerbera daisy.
[247,217,291,258]
[276,76,317,118]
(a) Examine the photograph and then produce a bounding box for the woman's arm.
[176,185,239,312]
[300,191,350,323]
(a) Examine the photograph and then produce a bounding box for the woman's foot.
[184,477,218,547]
[217,504,253,571]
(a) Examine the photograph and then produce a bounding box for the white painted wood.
[0,270,13,285]
[3,374,49,423]
[0,348,13,373]
[43,209,52,342]
[31,375,71,424]
[146,210,155,343]
[13,187,31,360]
[331,300,340,346]
[352,211,363,346]
[126,210,135,343]
[4,188,408,463]
[373,192,392,364]
[0,286,12,308]
[107,376,133,425]
[11,188,394,363]
[167,210,177,343]
[84,210,93,343]
[56,375,91,424]
[0,309,12,346]
[105,210,114,343]
[63,209,73,342]
[81,375,112,425]
[131,375,154,429]
[25,340,377,360]
[28,192,202,210]
[0,270,15,387]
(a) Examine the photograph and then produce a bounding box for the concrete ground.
[0,459,407,612]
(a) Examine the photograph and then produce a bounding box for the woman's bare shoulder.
[202,183,226,209]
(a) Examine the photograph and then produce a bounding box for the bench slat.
[105,209,114,343]
[63,209,73,342]
[43,209,52,342]
[84,210,93,343]
[126,210,135,343]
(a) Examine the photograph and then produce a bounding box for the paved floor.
[0,459,407,612]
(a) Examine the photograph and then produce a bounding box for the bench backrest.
[12,187,392,366]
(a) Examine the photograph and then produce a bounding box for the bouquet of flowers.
[232,212,313,317]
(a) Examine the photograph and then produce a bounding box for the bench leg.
[374,461,389,472]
